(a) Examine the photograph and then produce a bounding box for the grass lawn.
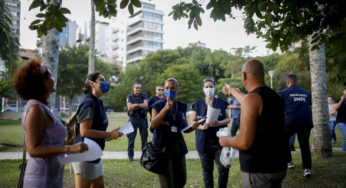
[0,112,343,152]
[0,151,345,188]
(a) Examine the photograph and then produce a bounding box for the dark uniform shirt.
[75,94,108,163]
[151,99,188,155]
[336,99,346,124]
[127,93,148,119]
[279,85,313,127]
[192,98,229,153]
[148,95,163,117]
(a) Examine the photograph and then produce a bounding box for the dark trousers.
[158,140,187,188]
[127,117,148,158]
[231,118,240,137]
[198,149,230,188]
[289,133,296,151]
[285,124,312,169]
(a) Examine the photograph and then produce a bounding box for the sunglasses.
[157,89,163,91]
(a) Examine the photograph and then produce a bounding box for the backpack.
[65,111,78,145]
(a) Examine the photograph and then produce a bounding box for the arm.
[25,105,88,158]
[139,99,148,110]
[79,119,122,140]
[223,85,245,104]
[127,95,139,111]
[151,99,174,128]
[219,93,261,150]
[211,109,231,127]
[227,104,241,109]
[334,95,344,111]
[183,111,199,133]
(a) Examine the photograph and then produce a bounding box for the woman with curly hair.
[13,59,88,188]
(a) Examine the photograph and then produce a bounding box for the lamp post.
[268,70,274,88]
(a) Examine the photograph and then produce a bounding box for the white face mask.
[203,87,215,97]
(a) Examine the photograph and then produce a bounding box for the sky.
[19,0,270,56]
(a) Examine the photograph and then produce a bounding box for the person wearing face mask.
[71,72,123,188]
[151,78,199,188]
[190,78,231,188]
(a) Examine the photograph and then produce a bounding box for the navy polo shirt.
[151,99,188,155]
[279,85,313,126]
[231,99,241,119]
[75,94,108,163]
[127,93,148,104]
[192,98,229,153]
[148,95,163,116]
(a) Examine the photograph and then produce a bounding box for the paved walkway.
[0,148,343,160]
[0,150,240,160]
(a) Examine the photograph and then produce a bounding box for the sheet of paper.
[59,138,102,165]
[119,122,134,135]
[206,105,220,124]
[180,124,193,133]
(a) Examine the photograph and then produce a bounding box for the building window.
[142,2,155,9]
[9,11,19,17]
[4,2,19,8]
[143,12,162,22]
[143,22,162,31]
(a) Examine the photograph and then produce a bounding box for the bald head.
[242,59,265,78]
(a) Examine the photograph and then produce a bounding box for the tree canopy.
[170,0,346,52]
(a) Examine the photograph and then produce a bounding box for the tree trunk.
[88,0,95,74]
[308,35,332,158]
[68,95,73,116]
[42,28,60,112]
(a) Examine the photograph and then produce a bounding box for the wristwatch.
[136,103,140,107]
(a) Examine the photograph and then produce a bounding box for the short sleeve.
[127,94,133,103]
[77,106,94,123]
[192,101,198,112]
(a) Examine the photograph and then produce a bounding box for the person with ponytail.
[71,72,123,188]
[190,78,231,188]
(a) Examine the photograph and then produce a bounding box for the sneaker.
[287,162,295,169]
[303,169,312,177]
[128,157,134,162]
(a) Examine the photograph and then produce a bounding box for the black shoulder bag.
[17,136,26,188]
[140,105,179,174]
[140,140,168,174]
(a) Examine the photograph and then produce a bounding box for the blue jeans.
[337,122,346,151]
[231,118,240,137]
[330,121,337,141]
[127,118,148,158]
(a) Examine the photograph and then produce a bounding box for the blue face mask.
[99,81,110,94]
[164,89,176,99]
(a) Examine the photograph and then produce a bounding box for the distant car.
[106,109,114,112]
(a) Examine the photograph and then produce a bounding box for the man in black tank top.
[220,59,289,188]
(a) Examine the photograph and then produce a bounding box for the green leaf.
[30,19,42,26]
[29,0,44,11]
[128,4,134,15]
[120,0,129,9]
[60,7,71,14]
[36,13,46,18]
[131,0,141,8]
